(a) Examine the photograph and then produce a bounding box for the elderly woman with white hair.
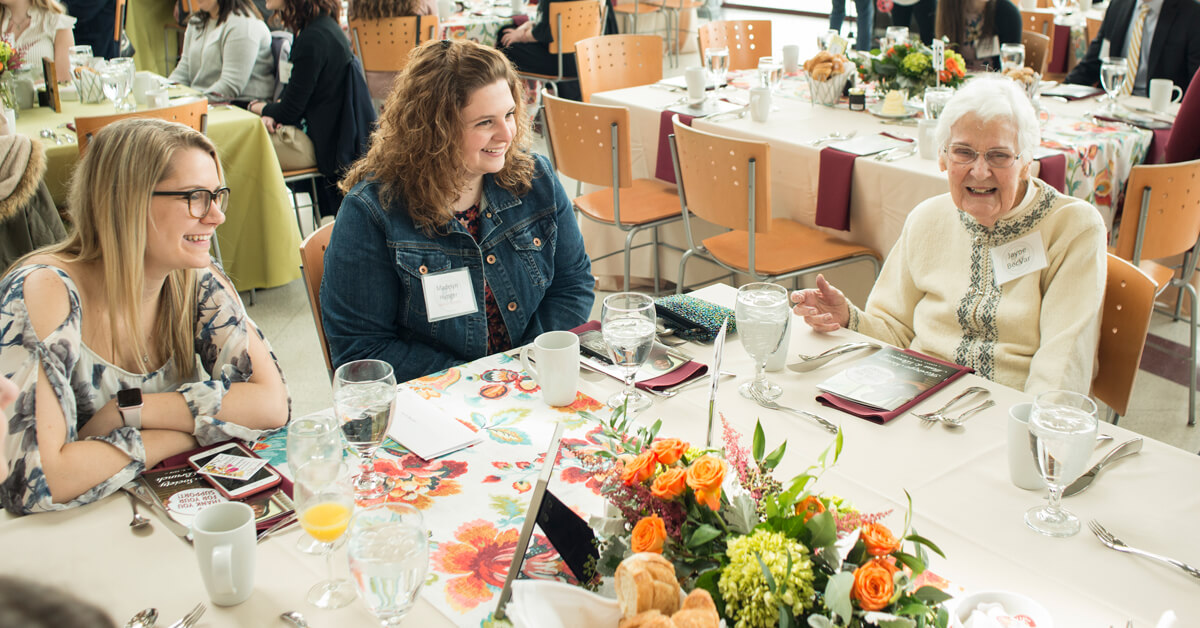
[790,77,1106,394]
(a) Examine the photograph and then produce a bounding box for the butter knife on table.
[1063,437,1143,497]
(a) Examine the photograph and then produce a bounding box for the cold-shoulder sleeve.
[0,265,147,515]
[181,267,290,446]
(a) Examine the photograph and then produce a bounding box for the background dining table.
[2,283,1196,626]
[15,90,302,292]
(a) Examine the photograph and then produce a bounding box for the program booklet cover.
[816,347,962,411]
[140,464,291,529]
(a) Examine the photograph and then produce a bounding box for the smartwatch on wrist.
[117,388,143,429]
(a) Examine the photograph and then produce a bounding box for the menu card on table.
[141,460,292,531]
[388,387,483,460]
[815,347,973,423]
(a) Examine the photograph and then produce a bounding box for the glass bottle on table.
[601,292,657,413]
[287,412,345,554]
[348,503,429,626]
[735,282,789,401]
[334,359,397,500]
[296,461,358,608]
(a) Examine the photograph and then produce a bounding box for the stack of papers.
[388,387,483,460]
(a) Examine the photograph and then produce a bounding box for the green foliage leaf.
[824,570,855,621]
[877,618,917,628]
[893,551,926,575]
[906,532,946,559]
[936,605,951,628]
[754,551,778,593]
[805,510,838,548]
[763,440,787,470]
[727,492,758,535]
[807,616,835,628]
[694,569,727,617]
[894,601,930,616]
[753,420,766,462]
[687,524,722,548]
[912,585,953,605]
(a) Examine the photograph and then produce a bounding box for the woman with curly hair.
[322,39,594,382]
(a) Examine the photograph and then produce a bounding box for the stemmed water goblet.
[923,86,954,120]
[1024,390,1098,537]
[347,503,429,626]
[704,46,729,88]
[296,461,358,608]
[1099,57,1127,113]
[108,57,136,111]
[287,412,345,554]
[600,292,656,413]
[757,56,783,93]
[735,282,789,401]
[1000,43,1026,73]
[333,359,397,500]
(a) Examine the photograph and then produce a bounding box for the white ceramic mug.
[520,330,580,406]
[1149,78,1183,113]
[782,45,800,74]
[1007,402,1045,490]
[750,87,771,122]
[145,89,168,109]
[510,0,524,15]
[192,501,257,606]
[684,66,706,105]
[764,313,794,372]
[917,118,938,160]
[133,71,157,105]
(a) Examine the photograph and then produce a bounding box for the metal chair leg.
[1187,282,1198,426]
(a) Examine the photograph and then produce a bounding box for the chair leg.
[623,228,637,292]
[1105,407,1118,425]
[309,178,321,232]
[652,226,661,295]
[1187,283,1198,426]
[676,249,694,294]
[289,184,304,237]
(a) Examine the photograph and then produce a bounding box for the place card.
[387,387,483,460]
[827,134,907,156]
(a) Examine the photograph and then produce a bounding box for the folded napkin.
[157,441,294,531]
[1048,23,1072,74]
[815,134,913,231]
[655,109,695,183]
[1035,152,1066,193]
[507,580,622,628]
[571,321,709,392]
[816,349,972,423]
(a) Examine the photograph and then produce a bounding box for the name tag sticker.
[976,35,1000,59]
[991,231,1048,286]
[421,267,478,322]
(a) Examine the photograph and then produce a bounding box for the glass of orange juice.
[296,461,358,608]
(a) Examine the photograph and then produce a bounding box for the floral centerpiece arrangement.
[856,38,966,99]
[585,411,953,628]
[0,37,24,111]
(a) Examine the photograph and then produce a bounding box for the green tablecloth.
[127,0,180,76]
[16,98,302,291]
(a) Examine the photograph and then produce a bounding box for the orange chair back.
[670,116,771,233]
[1112,159,1200,266]
[1022,30,1050,74]
[1093,254,1157,416]
[575,34,663,102]
[1021,8,1055,35]
[349,16,438,73]
[75,98,209,154]
[548,0,605,55]
[543,91,633,189]
[697,20,772,71]
[300,222,335,379]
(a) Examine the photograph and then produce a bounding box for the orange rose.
[851,558,898,611]
[793,495,826,523]
[860,522,902,557]
[621,450,657,486]
[650,438,689,466]
[631,515,667,553]
[650,467,687,500]
[685,456,725,511]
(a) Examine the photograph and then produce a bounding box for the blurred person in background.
[61,0,115,59]
[830,0,874,52]
[935,0,1022,71]
[2,0,75,82]
[169,0,275,101]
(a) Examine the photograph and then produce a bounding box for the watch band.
[120,405,142,430]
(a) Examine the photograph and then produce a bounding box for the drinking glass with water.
[334,359,397,500]
[757,56,784,92]
[735,282,789,401]
[1100,57,1127,112]
[1024,390,1098,537]
[999,43,1025,73]
[348,503,429,626]
[705,46,729,88]
[600,292,656,413]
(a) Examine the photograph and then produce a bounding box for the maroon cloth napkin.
[815,147,858,231]
[571,321,708,391]
[815,349,973,423]
[1145,127,1172,164]
[157,441,294,531]
[512,13,530,26]
[1048,23,1071,74]
[654,109,695,183]
[1164,66,1200,163]
[1036,153,1066,192]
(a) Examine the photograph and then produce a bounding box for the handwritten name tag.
[421,267,479,322]
[990,231,1048,286]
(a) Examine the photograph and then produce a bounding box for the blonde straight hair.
[11,119,222,377]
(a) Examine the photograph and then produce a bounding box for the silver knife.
[706,318,729,448]
[1063,437,1143,497]
[122,484,193,541]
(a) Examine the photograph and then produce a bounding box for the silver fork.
[1088,520,1200,580]
[940,399,995,427]
[167,602,206,628]
[748,388,839,434]
[911,386,988,426]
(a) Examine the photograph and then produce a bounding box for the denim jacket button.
[507,302,517,311]
[418,265,428,274]
[486,254,497,264]
[532,237,542,247]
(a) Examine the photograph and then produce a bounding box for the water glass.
[334,359,397,500]
[1100,57,1127,112]
[1024,390,1098,537]
[108,57,136,110]
[735,282,789,401]
[600,292,656,413]
[884,26,909,50]
[67,44,92,72]
[757,56,783,92]
[923,86,954,120]
[348,503,429,626]
[704,46,729,87]
[1000,43,1026,72]
[287,413,345,554]
[296,461,358,608]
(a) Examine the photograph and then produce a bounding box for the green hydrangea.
[900,51,931,75]
[718,530,815,628]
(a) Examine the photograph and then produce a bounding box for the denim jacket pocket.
[506,214,557,288]
[392,247,457,324]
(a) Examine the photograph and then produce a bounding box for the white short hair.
[933,76,1039,163]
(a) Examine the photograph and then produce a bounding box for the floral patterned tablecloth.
[254,352,611,627]
[1039,113,1152,217]
[440,12,515,44]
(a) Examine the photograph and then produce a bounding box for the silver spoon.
[787,341,880,372]
[127,491,152,530]
[124,607,158,628]
[280,610,311,627]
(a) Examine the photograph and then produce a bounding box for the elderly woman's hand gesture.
[790,274,850,333]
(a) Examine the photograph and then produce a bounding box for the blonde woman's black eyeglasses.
[152,187,231,219]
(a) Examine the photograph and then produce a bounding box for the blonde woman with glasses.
[0,118,290,515]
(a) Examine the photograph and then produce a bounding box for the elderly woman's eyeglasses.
[944,144,1020,169]
[152,187,231,219]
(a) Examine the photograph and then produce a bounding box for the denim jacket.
[321,154,594,382]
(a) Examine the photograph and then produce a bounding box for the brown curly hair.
[340,39,535,234]
[277,0,340,32]
[347,0,424,19]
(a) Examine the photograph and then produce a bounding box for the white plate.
[867,103,922,119]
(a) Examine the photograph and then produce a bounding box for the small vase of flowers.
[856,38,966,100]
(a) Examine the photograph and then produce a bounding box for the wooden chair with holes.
[1092,254,1157,423]
[697,20,771,72]
[74,98,210,153]
[1022,30,1050,74]
[575,34,663,103]
[300,222,335,380]
[1110,158,1200,426]
[349,15,438,74]
[517,0,605,101]
[542,90,682,293]
[668,116,880,293]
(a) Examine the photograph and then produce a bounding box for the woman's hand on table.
[500,22,534,46]
[791,274,850,332]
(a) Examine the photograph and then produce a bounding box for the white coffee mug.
[133,71,157,105]
[145,89,168,109]
[764,313,794,372]
[510,0,524,15]
[749,87,771,122]
[1007,402,1045,490]
[192,501,257,606]
[917,118,938,160]
[684,66,706,105]
[520,330,580,406]
[782,45,800,74]
[1149,78,1183,113]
